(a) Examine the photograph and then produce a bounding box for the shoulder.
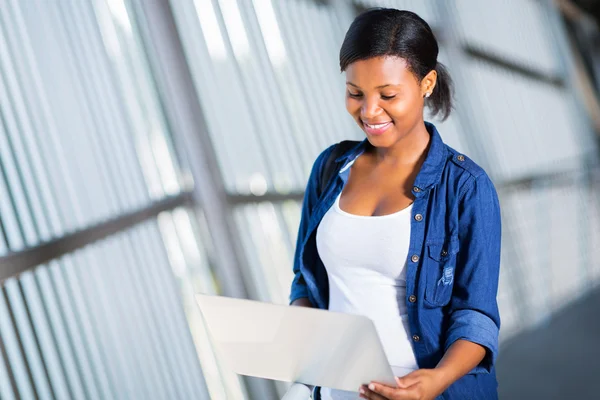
[311,140,361,174]
[444,144,487,179]
[443,144,498,199]
[308,143,337,175]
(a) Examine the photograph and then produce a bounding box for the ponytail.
[427,61,454,121]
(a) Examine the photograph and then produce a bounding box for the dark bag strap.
[318,140,360,196]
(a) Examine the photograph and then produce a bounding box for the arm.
[363,174,501,400]
[289,147,338,399]
[362,340,487,400]
[443,173,502,374]
[291,298,313,308]
[289,145,336,306]
[431,339,487,391]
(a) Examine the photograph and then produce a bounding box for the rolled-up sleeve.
[444,173,502,374]
[289,145,335,305]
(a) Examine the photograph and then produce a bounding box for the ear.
[421,69,437,98]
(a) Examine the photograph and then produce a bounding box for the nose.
[360,98,382,120]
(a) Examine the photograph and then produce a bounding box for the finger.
[369,383,420,400]
[395,371,422,388]
[359,385,377,400]
[360,385,388,400]
[368,382,401,399]
[359,391,381,400]
[359,385,368,398]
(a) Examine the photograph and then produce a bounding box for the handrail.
[0,192,194,283]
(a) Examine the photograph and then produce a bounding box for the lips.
[362,120,393,135]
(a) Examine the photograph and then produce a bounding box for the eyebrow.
[346,82,398,89]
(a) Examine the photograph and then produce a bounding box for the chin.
[365,131,398,148]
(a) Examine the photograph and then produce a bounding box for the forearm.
[290,297,313,307]
[434,339,487,389]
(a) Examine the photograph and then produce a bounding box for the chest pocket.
[424,236,460,307]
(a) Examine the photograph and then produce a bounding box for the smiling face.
[345,56,436,147]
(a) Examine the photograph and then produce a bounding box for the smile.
[362,120,393,135]
[363,121,392,129]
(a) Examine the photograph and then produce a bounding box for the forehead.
[345,56,417,87]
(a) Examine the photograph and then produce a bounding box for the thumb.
[395,371,420,388]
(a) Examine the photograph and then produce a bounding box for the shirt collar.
[336,121,447,197]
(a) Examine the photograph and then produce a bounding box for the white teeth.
[365,122,391,129]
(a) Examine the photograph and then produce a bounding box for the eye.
[348,91,363,98]
[381,94,396,100]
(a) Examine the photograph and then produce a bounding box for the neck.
[372,120,431,166]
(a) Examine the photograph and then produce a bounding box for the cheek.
[345,97,360,114]
[387,97,421,118]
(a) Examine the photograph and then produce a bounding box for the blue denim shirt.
[289,122,501,399]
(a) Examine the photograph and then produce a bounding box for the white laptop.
[194,294,399,392]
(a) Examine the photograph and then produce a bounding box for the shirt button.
[408,295,417,303]
[412,335,420,342]
[413,186,421,193]
[411,255,419,263]
[414,214,423,221]
[441,250,448,257]
[457,155,465,162]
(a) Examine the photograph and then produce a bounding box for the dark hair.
[339,8,453,120]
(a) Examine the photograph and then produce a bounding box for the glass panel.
[453,0,558,77]
[0,283,35,399]
[0,72,37,249]
[155,212,247,400]
[0,338,16,400]
[4,278,53,399]
[462,59,592,181]
[233,202,296,304]
[0,154,24,251]
[44,260,104,400]
[93,0,185,200]
[19,270,72,399]
[355,0,437,25]
[0,3,56,243]
[59,255,116,399]
[72,247,138,398]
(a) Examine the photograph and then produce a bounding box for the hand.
[358,369,447,400]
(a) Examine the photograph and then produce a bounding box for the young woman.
[289,8,501,400]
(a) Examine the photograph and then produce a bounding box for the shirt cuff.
[444,309,499,374]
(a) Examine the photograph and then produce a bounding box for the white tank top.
[316,191,419,400]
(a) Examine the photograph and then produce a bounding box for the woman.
[289,8,501,400]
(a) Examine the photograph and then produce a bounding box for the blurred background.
[0,0,599,399]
